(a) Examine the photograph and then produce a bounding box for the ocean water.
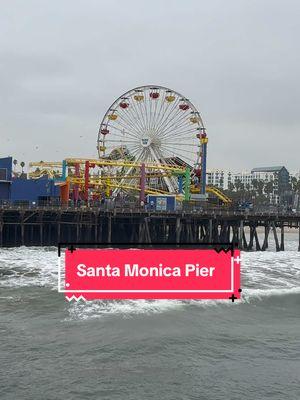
[0,235,300,400]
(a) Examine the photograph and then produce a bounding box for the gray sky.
[1,0,300,171]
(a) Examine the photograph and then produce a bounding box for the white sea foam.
[0,245,299,319]
[0,246,59,288]
[242,286,300,302]
[67,299,186,320]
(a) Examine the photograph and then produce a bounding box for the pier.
[1,206,300,250]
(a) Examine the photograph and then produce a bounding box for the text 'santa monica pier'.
[59,248,241,300]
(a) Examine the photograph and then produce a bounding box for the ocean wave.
[66,299,186,320]
[242,286,300,302]
[0,247,59,288]
[1,247,299,289]
[65,286,300,320]
[0,246,299,319]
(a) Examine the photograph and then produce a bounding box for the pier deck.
[1,206,300,250]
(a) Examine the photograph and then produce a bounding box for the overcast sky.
[1,0,300,171]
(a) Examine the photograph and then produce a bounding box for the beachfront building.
[206,169,231,190]
[250,166,290,204]
[230,171,253,191]
[207,166,291,204]
[206,169,224,189]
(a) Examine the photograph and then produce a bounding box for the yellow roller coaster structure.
[206,186,232,204]
[28,158,232,204]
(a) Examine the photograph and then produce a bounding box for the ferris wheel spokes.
[97,85,205,196]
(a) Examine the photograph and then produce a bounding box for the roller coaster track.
[29,160,232,204]
[66,176,231,204]
[206,186,232,204]
[66,177,183,198]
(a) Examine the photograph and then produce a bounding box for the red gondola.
[120,102,129,109]
[194,169,201,177]
[179,104,189,111]
[150,92,159,99]
[101,128,109,135]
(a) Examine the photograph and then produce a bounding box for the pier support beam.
[39,212,43,246]
[262,224,270,251]
[0,221,2,247]
[248,225,254,250]
[176,217,181,244]
[238,220,244,249]
[271,222,280,252]
[143,218,151,243]
[21,223,24,246]
[76,213,80,242]
[0,208,298,250]
[107,215,112,243]
[94,213,98,243]
[253,227,261,251]
[280,224,285,251]
[231,225,239,246]
[57,213,61,243]
[242,229,248,250]
[208,219,213,243]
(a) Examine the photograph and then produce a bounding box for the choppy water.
[0,234,300,400]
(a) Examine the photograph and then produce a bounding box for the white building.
[206,166,290,204]
[230,171,253,189]
[206,169,252,191]
[206,169,229,190]
[290,171,300,181]
[251,166,290,204]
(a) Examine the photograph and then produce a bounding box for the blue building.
[11,176,59,203]
[0,157,59,204]
[0,157,12,200]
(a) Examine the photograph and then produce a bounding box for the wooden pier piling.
[0,207,300,250]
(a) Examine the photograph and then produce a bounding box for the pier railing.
[0,200,299,218]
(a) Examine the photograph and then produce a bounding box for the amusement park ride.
[29,85,231,205]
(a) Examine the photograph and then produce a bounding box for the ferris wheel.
[97,85,207,194]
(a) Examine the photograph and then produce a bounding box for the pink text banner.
[60,248,241,301]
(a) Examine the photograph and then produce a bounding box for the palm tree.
[219,177,224,189]
[252,179,258,195]
[228,182,235,192]
[264,181,274,196]
[294,178,300,193]
[257,181,265,196]
[235,179,242,192]
[291,177,297,191]
[20,161,25,173]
